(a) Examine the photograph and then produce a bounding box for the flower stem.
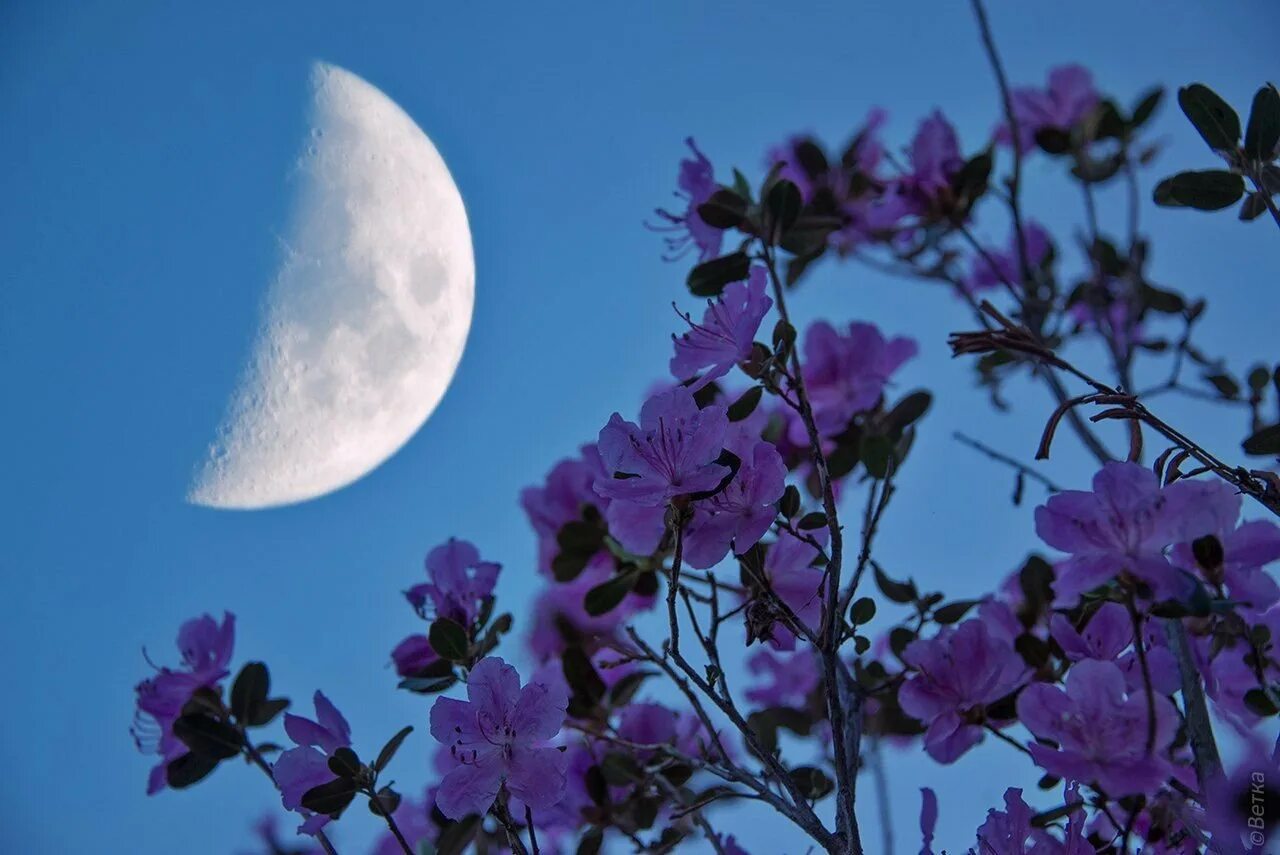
[365,786,415,855]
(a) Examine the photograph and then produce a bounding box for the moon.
[188,62,474,509]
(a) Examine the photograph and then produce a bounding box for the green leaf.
[300,775,359,817]
[165,751,220,789]
[789,766,834,800]
[778,484,801,519]
[434,816,481,855]
[172,713,243,760]
[374,725,414,772]
[576,827,604,855]
[428,618,470,662]
[797,512,827,530]
[230,662,269,726]
[398,674,457,694]
[763,179,803,242]
[1130,87,1164,130]
[1243,423,1280,456]
[1177,83,1241,152]
[584,572,635,616]
[599,751,642,786]
[1153,170,1244,210]
[849,597,876,625]
[874,565,917,604]
[860,434,895,479]
[727,386,764,422]
[1244,84,1280,162]
[933,600,979,625]
[884,391,932,435]
[696,188,748,230]
[248,697,289,727]
[367,785,402,817]
[1240,192,1269,221]
[687,251,751,298]
[328,746,362,778]
[563,646,606,713]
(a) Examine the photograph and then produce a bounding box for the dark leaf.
[599,751,642,786]
[1141,284,1185,314]
[374,725,414,772]
[660,761,693,786]
[366,786,402,817]
[687,251,751,298]
[165,751,220,789]
[933,600,979,625]
[563,646,606,712]
[1205,373,1241,399]
[576,827,604,855]
[397,674,457,694]
[797,512,827,530]
[608,670,657,708]
[1249,366,1272,392]
[874,565,917,604]
[849,597,876,626]
[1244,84,1280,162]
[435,815,482,855]
[1244,688,1280,717]
[1153,170,1245,210]
[428,618,470,662]
[1191,535,1225,572]
[172,713,243,760]
[763,179,803,242]
[727,386,764,422]
[1016,634,1052,668]
[328,746,362,779]
[696,188,749,230]
[1243,423,1280,456]
[584,572,635,616]
[1240,192,1269,222]
[888,626,916,659]
[778,484,801,519]
[860,434,895,479]
[1031,800,1085,829]
[790,766,834,800]
[1130,87,1164,130]
[1177,83,1241,152]
[1034,127,1071,155]
[884,391,932,435]
[300,776,359,817]
[230,662,269,726]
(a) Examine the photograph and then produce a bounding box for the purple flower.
[273,691,353,835]
[595,386,730,508]
[650,137,724,262]
[970,786,1089,854]
[752,529,827,651]
[1017,659,1177,796]
[238,814,323,855]
[617,702,708,759]
[521,445,611,574]
[997,65,1100,152]
[966,222,1052,293]
[797,321,917,439]
[1169,479,1280,615]
[670,266,773,392]
[429,656,568,820]
[897,110,964,215]
[371,789,439,855]
[1200,737,1280,854]
[405,538,500,627]
[682,439,787,569]
[1034,462,1220,604]
[132,611,236,795]
[1050,602,1180,696]
[1200,603,1280,724]
[529,562,656,660]
[1069,276,1146,352]
[390,634,439,678]
[744,649,820,708]
[899,619,1029,763]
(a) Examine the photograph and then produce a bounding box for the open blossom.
[405,538,500,627]
[595,386,730,508]
[617,702,707,759]
[390,633,439,678]
[1034,463,1229,604]
[970,785,1091,854]
[897,110,964,215]
[1200,736,1280,854]
[670,266,773,392]
[521,445,611,574]
[899,619,1029,763]
[745,649,820,708]
[966,221,1052,293]
[1017,659,1177,796]
[650,137,723,262]
[429,656,568,820]
[132,612,236,795]
[1049,602,1180,695]
[1200,603,1280,724]
[273,691,353,835]
[997,64,1100,151]
[1169,479,1280,615]
[529,562,655,660]
[797,321,917,439]
[682,438,787,569]
[750,528,827,651]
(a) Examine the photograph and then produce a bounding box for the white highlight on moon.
[189,62,474,509]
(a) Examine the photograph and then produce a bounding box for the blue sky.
[3,1,1279,852]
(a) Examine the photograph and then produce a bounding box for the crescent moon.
[188,62,474,509]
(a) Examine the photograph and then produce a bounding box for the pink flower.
[682,439,787,569]
[429,657,568,820]
[670,266,773,392]
[405,538,500,628]
[796,321,917,439]
[1017,659,1177,797]
[898,619,1029,763]
[273,691,353,835]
